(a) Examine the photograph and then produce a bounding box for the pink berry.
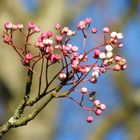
[115,55,122,62]
[3,37,11,44]
[121,64,127,70]
[25,53,32,60]
[33,26,40,32]
[100,104,106,111]
[95,109,102,115]
[85,17,92,24]
[28,21,36,29]
[118,42,123,48]
[22,59,29,66]
[103,27,110,33]
[86,115,93,123]
[41,32,47,38]
[93,49,101,58]
[92,27,97,33]
[47,31,53,37]
[50,54,60,63]
[113,64,121,71]
[4,22,13,29]
[55,35,63,42]
[55,24,61,30]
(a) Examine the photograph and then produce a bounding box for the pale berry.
[47,31,53,37]
[115,55,122,62]
[81,87,88,94]
[99,52,106,59]
[105,45,113,52]
[117,33,123,39]
[110,31,117,38]
[94,100,100,106]
[92,71,99,78]
[58,72,66,80]
[17,23,24,29]
[43,39,53,45]
[3,37,11,44]
[71,46,78,52]
[106,52,113,59]
[67,30,73,36]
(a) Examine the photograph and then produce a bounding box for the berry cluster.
[2,17,126,123]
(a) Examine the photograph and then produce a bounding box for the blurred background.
[0,0,140,140]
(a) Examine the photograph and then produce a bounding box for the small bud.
[47,31,53,37]
[81,87,88,94]
[117,33,123,39]
[25,53,32,60]
[85,17,92,24]
[105,45,113,52]
[118,42,123,48]
[106,52,113,59]
[113,64,121,71]
[71,46,79,52]
[43,39,53,45]
[100,104,106,111]
[95,109,102,115]
[33,26,40,33]
[93,49,101,58]
[28,21,36,29]
[58,72,66,80]
[17,23,24,29]
[55,24,61,30]
[92,71,99,78]
[89,77,97,83]
[4,22,13,29]
[86,115,93,123]
[94,100,100,106]
[92,27,97,33]
[103,27,110,33]
[110,31,117,38]
[99,52,106,59]
[55,35,63,42]
[67,30,73,36]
